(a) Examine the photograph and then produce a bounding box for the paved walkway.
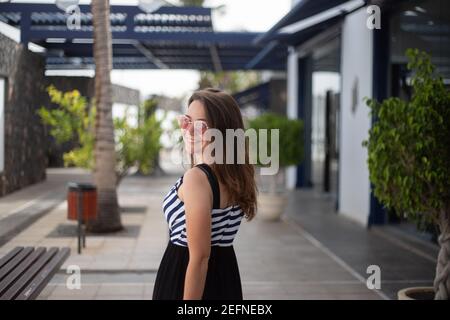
[0,169,385,300]
[0,168,92,247]
[285,190,437,300]
[0,165,436,299]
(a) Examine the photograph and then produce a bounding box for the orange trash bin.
[67,182,97,223]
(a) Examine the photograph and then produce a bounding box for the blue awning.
[247,0,365,69]
[255,0,350,44]
[254,0,366,46]
[233,81,271,111]
[0,3,287,71]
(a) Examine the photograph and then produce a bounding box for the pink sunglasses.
[177,114,209,132]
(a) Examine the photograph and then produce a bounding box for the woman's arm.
[181,168,212,300]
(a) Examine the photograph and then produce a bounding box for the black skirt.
[152,241,243,300]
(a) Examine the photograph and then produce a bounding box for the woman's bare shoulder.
[179,167,210,199]
[183,167,207,184]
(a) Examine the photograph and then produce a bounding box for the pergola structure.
[0,2,287,71]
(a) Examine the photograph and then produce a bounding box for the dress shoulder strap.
[195,163,220,209]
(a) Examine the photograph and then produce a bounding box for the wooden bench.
[0,246,70,300]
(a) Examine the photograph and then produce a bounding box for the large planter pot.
[397,287,435,300]
[257,193,288,221]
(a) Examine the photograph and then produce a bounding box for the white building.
[254,0,450,227]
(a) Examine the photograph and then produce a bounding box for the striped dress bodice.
[162,175,244,247]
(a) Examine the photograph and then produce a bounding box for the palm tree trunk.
[434,209,450,299]
[90,0,123,233]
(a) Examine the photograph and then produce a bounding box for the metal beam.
[132,41,169,69]
[277,0,364,35]
[295,22,342,58]
[19,10,30,45]
[245,41,280,69]
[43,43,261,57]
[25,30,261,46]
[0,3,286,71]
[0,3,211,16]
[209,45,222,72]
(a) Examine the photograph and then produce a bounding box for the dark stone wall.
[0,33,47,196]
[0,33,141,197]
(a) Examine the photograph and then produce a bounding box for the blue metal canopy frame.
[233,81,271,111]
[0,2,287,71]
[248,0,366,69]
[254,0,352,44]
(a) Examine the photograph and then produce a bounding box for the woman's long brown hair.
[188,88,257,221]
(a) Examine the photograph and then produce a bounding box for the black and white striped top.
[162,164,244,247]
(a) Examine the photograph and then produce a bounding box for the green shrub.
[363,49,450,225]
[364,49,450,299]
[38,86,164,184]
[248,112,303,167]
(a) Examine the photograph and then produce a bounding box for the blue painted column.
[20,11,30,46]
[368,9,390,226]
[296,55,313,188]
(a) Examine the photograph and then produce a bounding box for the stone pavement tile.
[242,282,287,297]
[1,170,404,300]
[102,238,137,251]
[231,211,385,300]
[36,284,57,300]
[74,237,106,249]
[131,247,164,257]
[120,215,146,225]
[134,241,167,253]
[46,296,84,300]
[242,281,381,300]
[282,282,381,298]
[90,253,132,261]
[38,238,74,247]
[62,254,96,270]
[143,284,155,297]
[0,240,42,253]
[96,283,145,297]
[285,189,437,300]
[0,209,68,256]
[46,284,100,300]
[127,254,162,270]
[94,295,145,300]
[243,292,294,300]
[9,234,44,242]
[89,258,130,270]
[330,293,382,300]
[0,192,68,247]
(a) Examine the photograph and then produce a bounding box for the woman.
[152,88,257,300]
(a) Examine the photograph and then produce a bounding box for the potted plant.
[248,113,303,221]
[363,49,450,300]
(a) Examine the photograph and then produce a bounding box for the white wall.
[112,103,139,128]
[286,47,298,190]
[338,8,373,226]
[0,78,4,173]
